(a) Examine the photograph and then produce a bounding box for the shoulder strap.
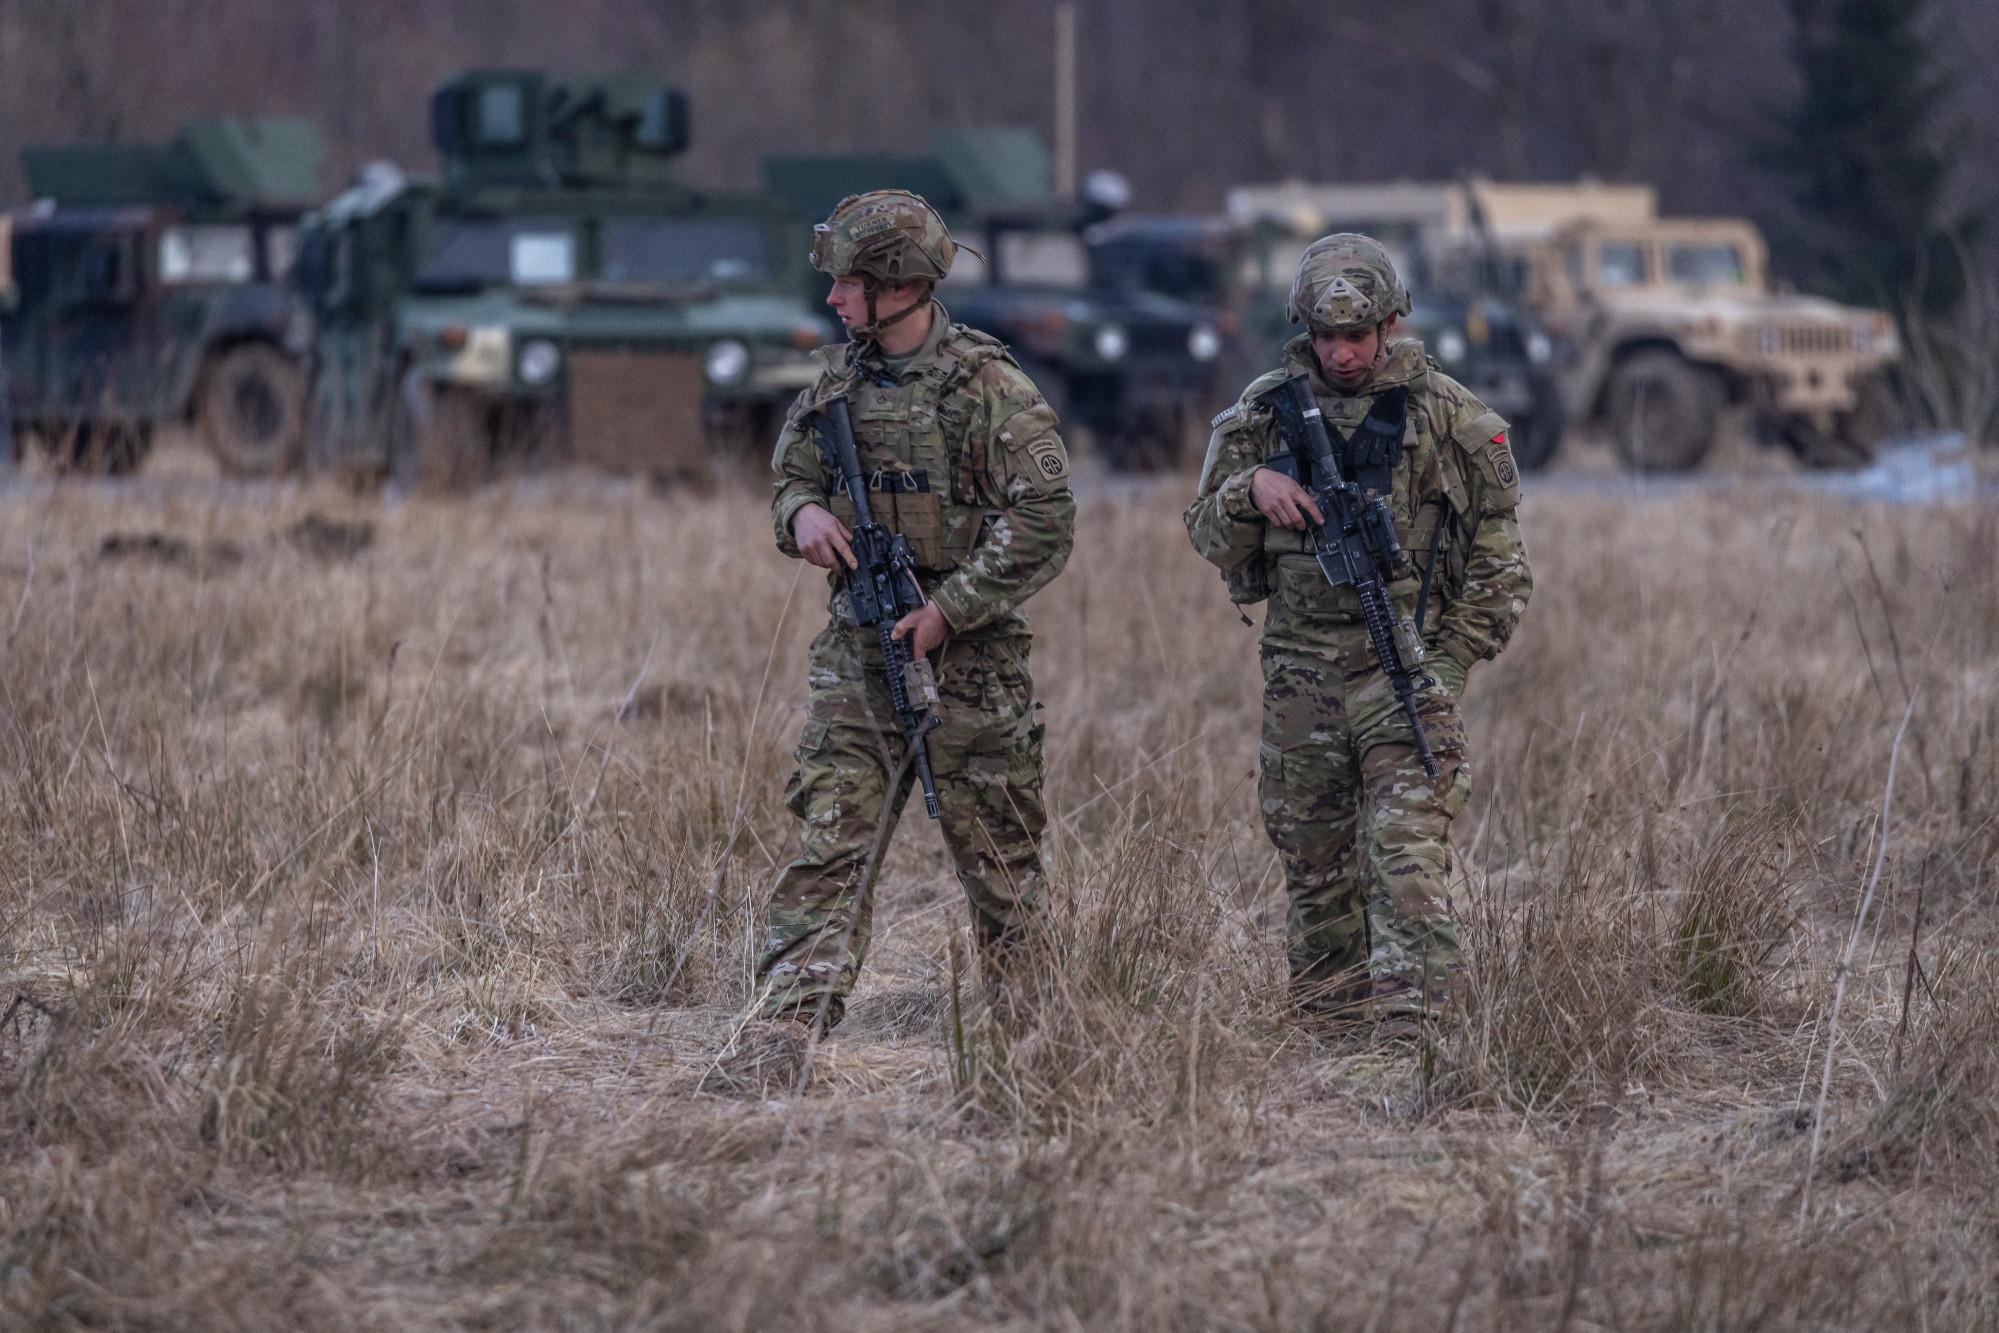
[933,325,1013,397]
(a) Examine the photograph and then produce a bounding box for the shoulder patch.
[1029,440,1068,482]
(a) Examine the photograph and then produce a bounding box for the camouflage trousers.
[755,623,1049,1026]
[1258,625,1470,1018]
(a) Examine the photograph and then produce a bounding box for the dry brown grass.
[3,467,1997,1329]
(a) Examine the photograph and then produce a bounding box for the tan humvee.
[1514,216,1898,470]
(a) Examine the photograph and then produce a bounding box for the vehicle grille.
[1484,325,1528,361]
[1128,323,1191,358]
[566,348,708,476]
[1742,324,1854,357]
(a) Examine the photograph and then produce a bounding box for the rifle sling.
[1413,501,1450,636]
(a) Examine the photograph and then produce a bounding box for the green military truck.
[2,118,322,475]
[765,129,1225,471]
[297,70,825,486]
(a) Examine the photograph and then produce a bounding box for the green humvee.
[297,70,825,487]
[2,119,322,475]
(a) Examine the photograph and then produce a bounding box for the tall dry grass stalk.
[2,471,1996,1328]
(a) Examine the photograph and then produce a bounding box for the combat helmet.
[810,189,965,337]
[1286,232,1413,332]
[810,189,958,286]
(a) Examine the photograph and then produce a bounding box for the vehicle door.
[39,221,150,425]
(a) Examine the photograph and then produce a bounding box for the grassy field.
[2,470,1996,1330]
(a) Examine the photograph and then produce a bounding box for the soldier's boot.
[1364,965,1461,1044]
[974,915,1052,1029]
[702,1007,830,1097]
[1288,964,1374,1036]
[766,991,848,1036]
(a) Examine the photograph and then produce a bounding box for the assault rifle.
[1263,373,1439,779]
[809,394,944,818]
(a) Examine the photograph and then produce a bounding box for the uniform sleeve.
[1435,411,1533,668]
[1183,397,1274,572]
[769,388,826,559]
[928,365,1076,633]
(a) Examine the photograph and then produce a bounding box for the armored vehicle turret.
[3,118,321,474]
[300,69,824,486]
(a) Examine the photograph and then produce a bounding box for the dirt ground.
[2,459,1996,1329]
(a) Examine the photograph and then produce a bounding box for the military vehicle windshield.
[940,248,990,287]
[159,225,256,284]
[600,217,770,286]
[420,216,577,288]
[997,229,1088,288]
[1092,241,1229,304]
[1596,242,1649,287]
[1665,242,1748,286]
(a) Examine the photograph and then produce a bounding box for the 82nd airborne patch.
[1030,441,1069,482]
[1491,433,1518,488]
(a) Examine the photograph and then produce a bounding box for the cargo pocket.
[1257,739,1286,816]
[965,718,1046,833]
[784,720,832,818]
[1274,557,1362,627]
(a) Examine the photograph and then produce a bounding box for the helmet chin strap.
[854,279,927,341]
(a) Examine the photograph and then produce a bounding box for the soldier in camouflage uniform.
[756,190,1076,1033]
[1184,234,1532,1028]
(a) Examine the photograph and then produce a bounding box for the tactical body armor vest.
[815,325,1013,574]
[1223,343,1485,619]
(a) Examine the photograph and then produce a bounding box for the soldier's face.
[1311,321,1392,389]
[827,275,923,336]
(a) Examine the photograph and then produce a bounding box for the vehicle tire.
[1603,349,1722,473]
[389,368,489,491]
[198,344,306,478]
[1509,374,1567,472]
[1794,373,1896,470]
[1781,416,1873,471]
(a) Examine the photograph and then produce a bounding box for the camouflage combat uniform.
[759,298,1076,1028]
[1185,243,1531,1019]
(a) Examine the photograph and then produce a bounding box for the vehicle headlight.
[1759,328,1782,356]
[1853,324,1874,355]
[1093,324,1129,361]
[1187,324,1222,362]
[1526,331,1554,364]
[1435,328,1468,364]
[704,339,751,386]
[517,338,562,386]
